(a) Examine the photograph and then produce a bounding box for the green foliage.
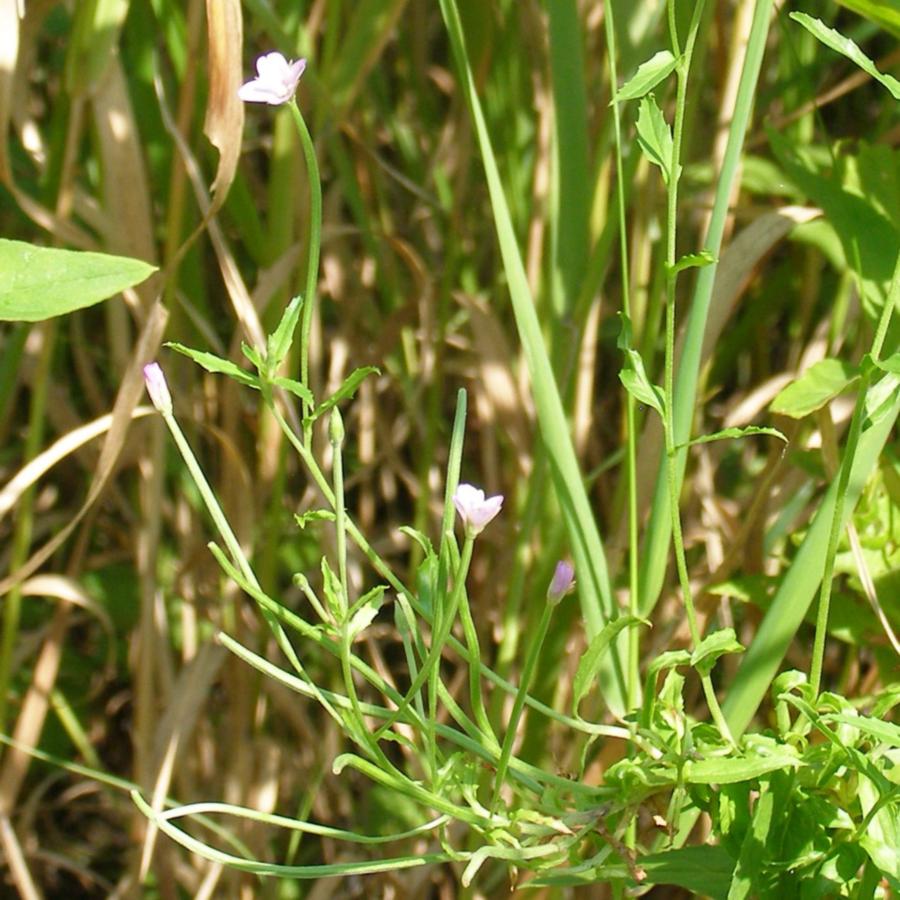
[0,240,156,321]
[4,0,900,896]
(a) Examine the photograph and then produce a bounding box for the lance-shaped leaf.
[166,342,259,388]
[615,50,678,102]
[0,240,156,322]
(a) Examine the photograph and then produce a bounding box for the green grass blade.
[438,0,625,710]
[722,386,900,737]
[547,0,590,321]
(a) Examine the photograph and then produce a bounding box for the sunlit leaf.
[0,240,156,322]
[770,358,858,418]
[615,50,678,102]
[635,95,675,184]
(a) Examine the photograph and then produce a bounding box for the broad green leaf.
[691,628,745,677]
[667,250,716,276]
[791,12,900,98]
[676,425,787,452]
[572,615,649,711]
[266,294,304,369]
[0,240,156,322]
[640,846,734,899]
[307,367,379,423]
[615,50,678,102]
[635,95,674,184]
[619,349,665,415]
[166,342,259,387]
[770,358,858,418]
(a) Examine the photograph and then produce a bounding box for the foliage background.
[0,0,897,896]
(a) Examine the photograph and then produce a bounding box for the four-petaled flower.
[143,362,172,416]
[453,483,503,537]
[239,52,307,106]
[547,560,575,605]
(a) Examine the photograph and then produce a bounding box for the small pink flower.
[143,362,172,415]
[547,561,575,605]
[238,52,306,106]
[453,483,503,537]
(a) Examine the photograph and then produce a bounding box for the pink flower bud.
[547,560,575,605]
[142,362,172,415]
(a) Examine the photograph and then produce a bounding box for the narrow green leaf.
[723,386,900,739]
[572,615,649,711]
[827,712,900,748]
[321,558,344,622]
[728,787,774,898]
[307,367,379,423]
[615,50,679,102]
[691,628,745,678]
[770,358,858,418]
[273,376,315,406]
[166,342,259,387]
[267,294,304,369]
[438,0,624,712]
[667,249,716,276]
[241,341,265,372]
[294,509,336,529]
[676,425,787,452]
[635,95,674,184]
[0,240,156,322]
[791,12,900,99]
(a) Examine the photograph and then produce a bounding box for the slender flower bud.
[547,560,575,605]
[329,407,345,447]
[453,483,503,537]
[142,362,172,416]
[238,52,306,106]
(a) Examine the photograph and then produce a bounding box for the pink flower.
[143,362,172,415]
[238,52,307,106]
[547,561,575,605]
[453,483,503,537]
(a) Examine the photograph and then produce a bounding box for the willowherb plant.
[134,5,900,895]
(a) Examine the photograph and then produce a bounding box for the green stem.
[603,0,640,715]
[490,599,555,812]
[0,322,55,733]
[662,0,733,745]
[288,101,322,444]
